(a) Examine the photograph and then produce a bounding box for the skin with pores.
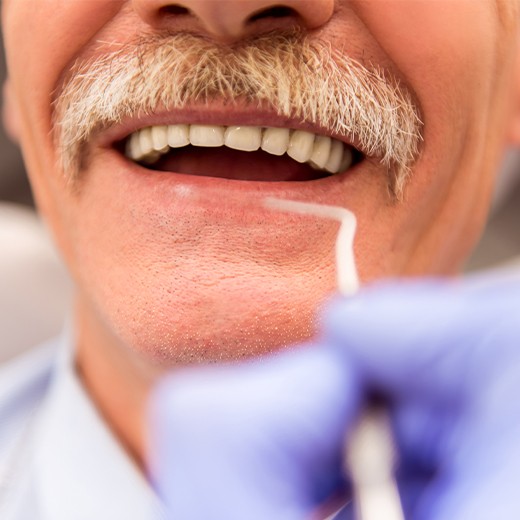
[2,0,520,467]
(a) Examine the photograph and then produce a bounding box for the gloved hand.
[148,275,520,520]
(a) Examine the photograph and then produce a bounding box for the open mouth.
[122,124,361,182]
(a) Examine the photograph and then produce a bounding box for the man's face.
[2,0,520,364]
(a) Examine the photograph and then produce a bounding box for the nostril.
[248,6,297,23]
[159,5,192,16]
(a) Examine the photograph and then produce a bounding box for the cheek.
[358,0,497,160]
[353,1,511,272]
[1,2,123,196]
[3,1,124,102]
[1,1,127,258]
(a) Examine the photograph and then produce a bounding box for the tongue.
[153,147,326,182]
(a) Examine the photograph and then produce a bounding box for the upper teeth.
[125,125,353,175]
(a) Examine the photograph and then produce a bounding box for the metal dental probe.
[264,197,405,520]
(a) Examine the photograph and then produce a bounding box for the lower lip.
[99,147,362,210]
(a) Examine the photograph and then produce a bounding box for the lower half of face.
[63,75,513,365]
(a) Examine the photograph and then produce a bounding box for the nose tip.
[133,0,334,42]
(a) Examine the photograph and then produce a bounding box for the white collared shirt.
[0,334,166,520]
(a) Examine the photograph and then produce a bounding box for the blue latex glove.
[148,275,520,520]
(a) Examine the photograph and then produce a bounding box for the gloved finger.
[415,353,520,520]
[148,346,362,520]
[415,452,520,520]
[322,278,520,405]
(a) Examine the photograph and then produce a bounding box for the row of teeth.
[125,125,353,174]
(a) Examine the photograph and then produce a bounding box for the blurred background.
[0,37,519,361]
[0,37,32,206]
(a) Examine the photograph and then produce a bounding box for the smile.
[123,124,359,182]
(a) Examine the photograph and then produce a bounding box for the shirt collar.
[33,331,166,520]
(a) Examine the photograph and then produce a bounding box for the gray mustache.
[53,31,422,198]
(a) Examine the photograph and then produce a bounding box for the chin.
[81,269,336,367]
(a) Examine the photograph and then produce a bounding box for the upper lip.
[97,103,365,154]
